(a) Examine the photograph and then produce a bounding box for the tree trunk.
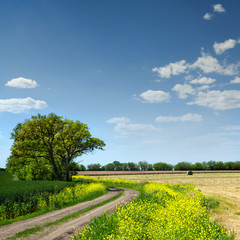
[49,148,62,181]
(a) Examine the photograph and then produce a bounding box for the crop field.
[72,179,233,240]
[91,172,240,239]
[0,171,107,224]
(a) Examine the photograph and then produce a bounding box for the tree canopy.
[7,113,105,181]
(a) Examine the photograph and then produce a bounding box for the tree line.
[72,160,240,171]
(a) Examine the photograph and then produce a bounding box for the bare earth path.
[0,188,139,240]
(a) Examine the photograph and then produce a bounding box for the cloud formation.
[213,4,226,13]
[213,39,237,55]
[187,90,240,110]
[5,77,38,88]
[191,52,237,75]
[230,76,240,84]
[155,113,203,123]
[152,60,187,78]
[172,84,196,99]
[0,97,48,113]
[107,117,160,135]
[203,13,213,20]
[140,90,170,103]
[190,77,216,85]
[106,117,130,124]
[221,125,240,131]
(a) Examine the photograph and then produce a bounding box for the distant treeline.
[72,160,240,171]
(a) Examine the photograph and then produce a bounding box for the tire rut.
[0,189,121,240]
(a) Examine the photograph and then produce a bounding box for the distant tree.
[122,163,129,171]
[79,164,86,171]
[206,160,216,170]
[214,161,225,170]
[154,162,173,171]
[113,161,123,171]
[174,162,192,171]
[148,164,153,171]
[87,163,102,171]
[105,163,115,171]
[224,161,235,170]
[138,161,149,171]
[7,113,105,181]
[191,162,205,170]
[127,162,139,171]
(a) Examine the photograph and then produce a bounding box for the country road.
[0,188,139,240]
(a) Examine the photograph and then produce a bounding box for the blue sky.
[1,0,240,168]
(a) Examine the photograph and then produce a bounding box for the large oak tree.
[7,113,105,181]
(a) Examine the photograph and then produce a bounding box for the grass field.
[95,172,240,238]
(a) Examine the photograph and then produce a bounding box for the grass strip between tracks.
[7,190,124,240]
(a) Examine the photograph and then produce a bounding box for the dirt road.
[0,188,139,240]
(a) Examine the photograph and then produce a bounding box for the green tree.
[153,162,173,171]
[138,161,150,171]
[7,113,105,181]
[87,163,102,171]
[127,162,139,171]
[174,162,192,171]
[105,163,115,171]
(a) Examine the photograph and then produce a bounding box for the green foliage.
[7,113,105,181]
[0,171,13,182]
[87,163,102,171]
[0,182,106,221]
[153,162,173,170]
[204,197,220,210]
[174,161,192,170]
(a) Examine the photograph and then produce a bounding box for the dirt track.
[0,188,139,240]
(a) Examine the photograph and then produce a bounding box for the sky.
[1,0,240,168]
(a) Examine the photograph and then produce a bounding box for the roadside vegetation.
[0,171,106,225]
[72,177,234,240]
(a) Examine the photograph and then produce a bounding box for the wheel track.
[0,188,139,240]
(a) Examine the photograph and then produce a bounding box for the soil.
[0,188,139,240]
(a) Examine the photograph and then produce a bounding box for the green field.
[0,171,106,224]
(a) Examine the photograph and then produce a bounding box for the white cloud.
[106,117,130,124]
[213,39,237,55]
[213,4,226,13]
[187,90,240,110]
[155,113,203,123]
[140,90,170,103]
[115,123,160,135]
[191,52,237,75]
[5,77,38,88]
[0,97,48,113]
[107,117,160,135]
[152,60,187,78]
[172,84,196,99]
[197,85,211,91]
[221,125,240,131]
[203,13,213,20]
[230,76,240,84]
[190,77,216,85]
